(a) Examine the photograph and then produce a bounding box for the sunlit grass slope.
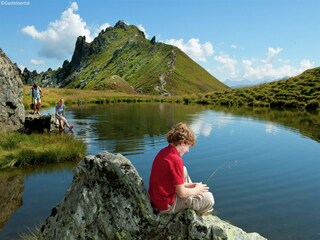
[185,67,320,110]
[23,86,179,109]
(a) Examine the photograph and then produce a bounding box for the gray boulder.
[40,152,266,240]
[0,48,25,132]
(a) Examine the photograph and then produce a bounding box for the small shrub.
[305,100,319,110]
[284,100,301,109]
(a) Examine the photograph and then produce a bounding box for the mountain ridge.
[23,20,228,96]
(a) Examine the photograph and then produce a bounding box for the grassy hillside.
[166,49,228,95]
[51,21,228,95]
[185,67,320,110]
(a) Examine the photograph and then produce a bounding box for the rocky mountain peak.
[114,20,128,30]
[70,36,90,66]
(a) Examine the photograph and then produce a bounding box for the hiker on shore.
[148,122,214,214]
[31,83,42,114]
[55,98,73,132]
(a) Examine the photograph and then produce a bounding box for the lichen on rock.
[39,151,266,240]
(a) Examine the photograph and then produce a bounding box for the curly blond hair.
[166,122,196,146]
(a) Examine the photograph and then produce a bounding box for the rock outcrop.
[40,151,266,240]
[21,67,54,86]
[0,48,25,132]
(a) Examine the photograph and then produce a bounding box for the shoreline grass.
[0,132,86,169]
[24,74,319,112]
[23,86,182,109]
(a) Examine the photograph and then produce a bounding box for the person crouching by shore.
[148,122,214,215]
[55,98,73,132]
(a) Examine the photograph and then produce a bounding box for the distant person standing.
[31,83,42,114]
[55,98,74,132]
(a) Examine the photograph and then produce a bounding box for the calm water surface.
[0,103,319,240]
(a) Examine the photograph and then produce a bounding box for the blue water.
[0,103,319,239]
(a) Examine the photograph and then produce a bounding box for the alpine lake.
[0,103,319,240]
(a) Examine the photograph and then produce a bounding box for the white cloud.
[30,59,45,65]
[99,22,111,32]
[214,53,238,78]
[165,38,214,62]
[137,24,148,38]
[241,51,315,81]
[21,2,94,59]
[231,44,237,49]
[299,59,314,70]
[93,22,111,37]
[214,47,315,82]
[262,47,283,64]
[70,2,78,11]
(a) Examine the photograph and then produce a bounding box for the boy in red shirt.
[149,122,214,214]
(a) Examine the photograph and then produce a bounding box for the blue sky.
[0,0,319,84]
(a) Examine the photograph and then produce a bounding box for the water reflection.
[70,103,209,155]
[0,172,23,231]
[0,163,76,239]
[0,103,319,240]
[265,123,279,135]
[211,107,320,142]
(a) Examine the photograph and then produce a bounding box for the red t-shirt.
[148,144,184,211]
